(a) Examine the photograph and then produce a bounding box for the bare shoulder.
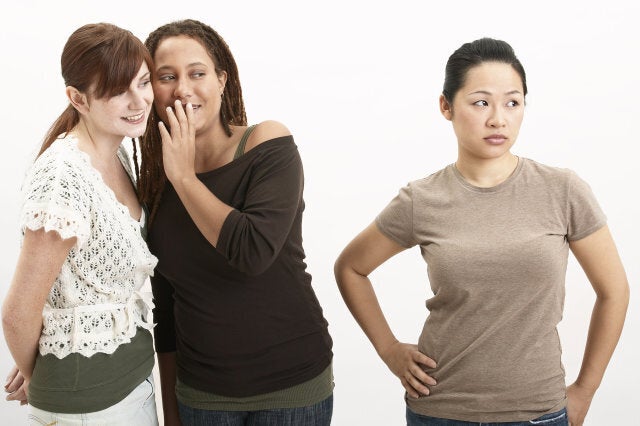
[245,120,291,151]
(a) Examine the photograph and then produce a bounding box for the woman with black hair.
[334,38,629,426]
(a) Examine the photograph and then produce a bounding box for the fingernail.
[187,103,192,109]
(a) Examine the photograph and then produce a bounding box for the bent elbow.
[1,304,20,337]
[235,255,277,276]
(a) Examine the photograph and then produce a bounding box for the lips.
[123,112,145,123]
[484,134,507,145]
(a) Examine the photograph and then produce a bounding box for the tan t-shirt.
[376,158,606,422]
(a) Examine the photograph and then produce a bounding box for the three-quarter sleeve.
[216,141,304,275]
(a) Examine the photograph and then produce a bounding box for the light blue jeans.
[178,394,333,426]
[406,407,568,426]
[28,375,158,425]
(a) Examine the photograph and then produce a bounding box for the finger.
[173,100,189,139]
[158,121,172,146]
[6,389,24,401]
[400,378,421,399]
[4,374,24,394]
[4,366,18,389]
[164,106,180,139]
[5,388,26,402]
[409,364,437,386]
[173,99,188,122]
[412,351,437,369]
[405,372,431,396]
[185,103,196,140]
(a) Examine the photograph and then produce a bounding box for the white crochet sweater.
[20,134,158,359]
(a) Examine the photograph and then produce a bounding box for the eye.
[158,74,175,82]
[506,100,520,107]
[473,100,488,107]
[191,72,205,78]
[140,79,151,87]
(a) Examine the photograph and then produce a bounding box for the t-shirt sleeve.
[19,152,91,248]
[375,183,417,248]
[566,171,607,241]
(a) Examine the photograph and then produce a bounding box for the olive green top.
[29,328,154,413]
[176,362,333,411]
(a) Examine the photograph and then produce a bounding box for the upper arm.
[3,229,75,318]
[335,222,407,280]
[569,225,629,299]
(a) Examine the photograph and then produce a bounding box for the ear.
[217,70,228,95]
[439,94,453,121]
[66,86,89,114]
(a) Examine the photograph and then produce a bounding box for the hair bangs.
[93,33,152,99]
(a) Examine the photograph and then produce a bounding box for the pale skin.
[3,66,152,406]
[150,35,290,425]
[334,62,629,426]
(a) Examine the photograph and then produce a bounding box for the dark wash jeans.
[178,394,333,426]
[406,407,568,426]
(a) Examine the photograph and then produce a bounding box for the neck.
[73,120,123,169]
[194,125,237,172]
[455,152,519,188]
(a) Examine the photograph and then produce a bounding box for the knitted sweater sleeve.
[20,147,91,247]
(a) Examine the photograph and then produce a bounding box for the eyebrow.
[467,90,522,96]
[155,62,209,72]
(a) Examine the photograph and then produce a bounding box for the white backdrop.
[1,1,638,425]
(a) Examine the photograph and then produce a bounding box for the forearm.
[2,229,75,380]
[157,352,181,425]
[171,175,233,247]
[574,291,629,393]
[336,267,398,356]
[2,311,42,379]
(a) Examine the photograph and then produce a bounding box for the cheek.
[152,85,172,105]
[155,106,169,124]
[144,88,154,105]
[452,111,480,130]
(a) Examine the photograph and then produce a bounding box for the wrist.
[570,380,597,399]
[376,338,400,359]
[171,173,198,192]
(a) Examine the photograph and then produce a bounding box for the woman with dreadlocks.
[138,19,333,426]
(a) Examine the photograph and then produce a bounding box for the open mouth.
[123,112,145,122]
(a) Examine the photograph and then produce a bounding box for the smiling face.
[151,35,227,140]
[440,61,525,162]
[84,62,153,141]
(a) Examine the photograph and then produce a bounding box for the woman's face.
[85,62,153,141]
[151,35,227,139]
[441,61,525,162]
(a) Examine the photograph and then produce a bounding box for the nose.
[129,89,150,109]
[487,106,506,128]
[174,78,191,101]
